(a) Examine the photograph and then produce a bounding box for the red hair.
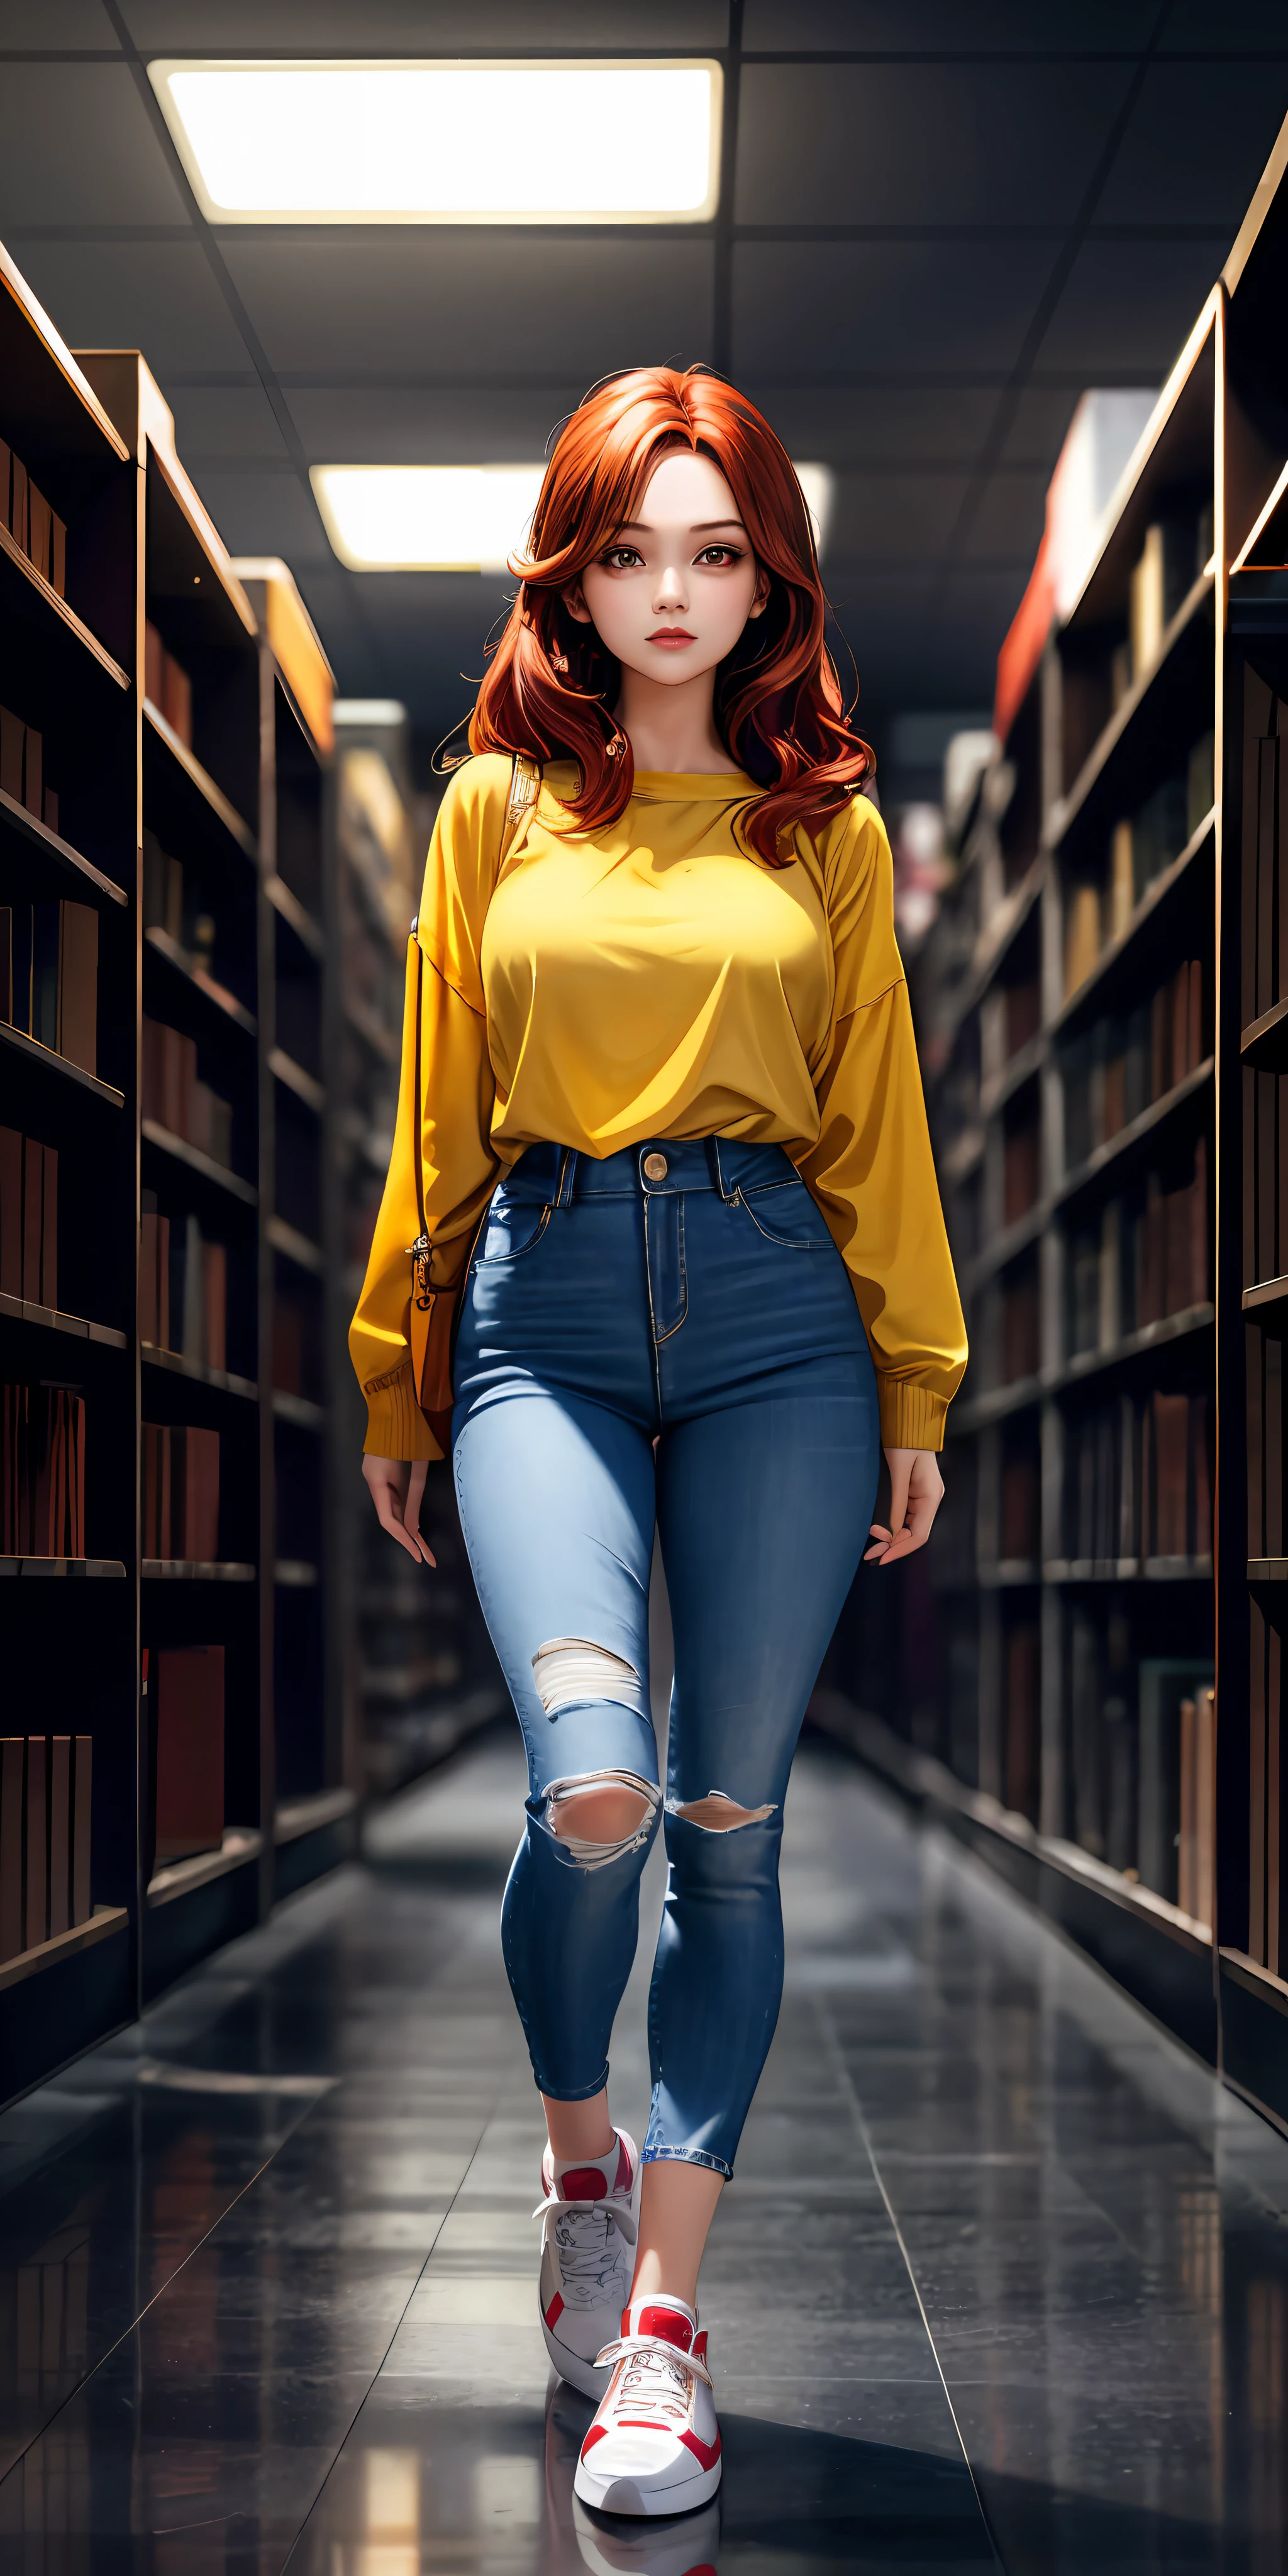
[467,366,872,867]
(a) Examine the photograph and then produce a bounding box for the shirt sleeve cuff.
[362,1360,441,1462]
[877,1380,950,1452]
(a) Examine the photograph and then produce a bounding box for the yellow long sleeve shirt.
[350,753,967,1461]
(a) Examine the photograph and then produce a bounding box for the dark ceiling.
[2,2,1287,774]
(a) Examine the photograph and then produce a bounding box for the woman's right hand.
[362,1455,435,1565]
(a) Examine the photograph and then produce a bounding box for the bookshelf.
[0,234,352,2108]
[819,121,1288,2124]
[325,707,507,1797]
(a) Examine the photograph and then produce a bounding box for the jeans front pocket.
[735,1181,830,1250]
[475,1199,552,1265]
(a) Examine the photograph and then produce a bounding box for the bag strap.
[409,751,541,1280]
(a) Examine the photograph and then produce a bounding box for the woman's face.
[564,448,768,687]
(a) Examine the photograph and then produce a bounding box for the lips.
[648,627,696,643]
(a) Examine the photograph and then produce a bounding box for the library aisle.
[2,1726,1286,2574]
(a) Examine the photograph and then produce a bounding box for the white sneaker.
[574,2296,722,2519]
[534,2129,641,2400]
[572,2491,721,2572]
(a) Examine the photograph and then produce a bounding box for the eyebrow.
[611,518,746,535]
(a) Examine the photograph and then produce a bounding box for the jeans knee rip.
[540,1768,660,1870]
[532,1636,641,1717]
[667,1789,777,1833]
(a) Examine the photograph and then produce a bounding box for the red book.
[0,706,22,803]
[1150,985,1168,1102]
[21,1140,43,1305]
[27,482,51,582]
[50,514,65,600]
[1191,1135,1209,1304]
[48,1735,70,1936]
[138,1200,160,1344]
[142,1017,164,1123]
[25,1733,46,1949]
[203,1241,226,1371]
[10,455,27,555]
[23,724,41,821]
[40,1142,56,1310]
[154,1645,225,1860]
[58,904,97,1075]
[0,1126,21,1296]
[145,620,165,709]
[72,1734,92,1926]
[172,1426,219,1562]
[162,652,192,750]
[43,787,58,835]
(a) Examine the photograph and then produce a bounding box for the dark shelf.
[144,926,257,1038]
[267,872,324,961]
[0,782,128,908]
[1045,1556,1214,1584]
[269,1045,324,1113]
[0,518,130,701]
[979,1028,1045,1121]
[1051,809,1215,1044]
[141,1118,258,1205]
[267,1214,323,1275]
[275,1559,319,1587]
[142,1342,258,1400]
[1050,571,1214,860]
[1244,1274,1288,1323]
[0,1556,125,1578]
[1241,993,1288,1074]
[272,1389,325,1430]
[0,1017,123,1106]
[142,1559,256,1582]
[0,1289,126,1346]
[1055,1058,1213,1213]
[143,699,256,863]
[1058,1301,1214,1392]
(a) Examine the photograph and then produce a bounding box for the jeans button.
[643,1151,669,1182]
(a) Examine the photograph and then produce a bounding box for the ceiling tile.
[959,467,1048,564]
[733,240,1054,377]
[189,469,328,569]
[220,233,714,380]
[0,1,115,40]
[16,238,250,374]
[1160,1,1288,52]
[827,471,972,565]
[0,65,188,226]
[743,3,1160,49]
[284,385,589,465]
[163,382,291,462]
[121,1,725,44]
[1036,238,1222,375]
[735,61,1135,225]
[995,384,1089,469]
[743,384,1002,467]
[1094,63,1288,228]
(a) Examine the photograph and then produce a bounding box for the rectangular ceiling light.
[313,462,835,574]
[149,59,721,224]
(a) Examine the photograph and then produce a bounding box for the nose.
[653,560,689,614]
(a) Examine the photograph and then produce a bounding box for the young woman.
[350,367,966,2521]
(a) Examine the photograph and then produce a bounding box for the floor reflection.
[1,1727,1288,2570]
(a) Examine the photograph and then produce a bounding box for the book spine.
[24,1733,47,1950]
[72,1733,92,1927]
[0,1738,23,1961]
[47,1735,70,1938]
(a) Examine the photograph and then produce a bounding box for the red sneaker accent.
[636,2304,693,2351]
[558,2163,608,2201]
[679,2429,722,2470]
[543,2291,564,2328]
[581,2424,609,2454]
[614,2134,633,2193]
[692,2329,709,2364]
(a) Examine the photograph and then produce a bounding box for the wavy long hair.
[467,366,872,867]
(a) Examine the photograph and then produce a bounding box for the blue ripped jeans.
[452,1136,880,2177]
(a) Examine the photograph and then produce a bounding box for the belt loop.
[555,1147,578,1207]
[704,1135,734,1201]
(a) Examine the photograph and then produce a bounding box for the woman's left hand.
[865,1448,944,1565]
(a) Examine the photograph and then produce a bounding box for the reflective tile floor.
[3,1726,1288,2572]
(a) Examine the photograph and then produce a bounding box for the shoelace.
[591,2331,715,2423]
[532,2187,638,2301]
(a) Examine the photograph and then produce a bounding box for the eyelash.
[598,545,745,570]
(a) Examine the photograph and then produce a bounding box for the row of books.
[1246,1328,1288,1559]
[0,1127,57,1307]
[1068,1139,1209,1355]
[142,1016,233,1169]
[1246,725,1285,1027]
[142,1422,219,1562]
[144,621,193,752]
[140,1196,228,1372]
[1,703,59,833]
[0,900,97,1074]
[1126,511,1212,686]
[1063,1388,1212,1563]
[147,1644,224,1863]
[0,1734,91,1964]
[1063,745,1212,999]
[1248,1597,1282,1975]
[1243,1065,1288,1291]
[1063,955,1205,1169]
[1,440,67,598]
[2,1383,86,1557]
[1067,1623,1214,1918]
